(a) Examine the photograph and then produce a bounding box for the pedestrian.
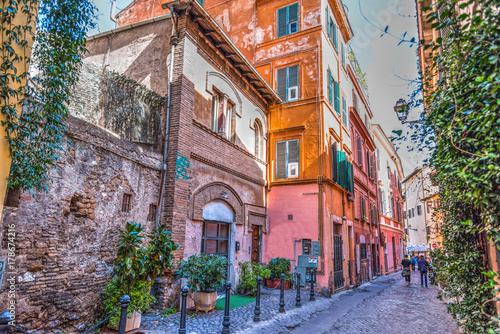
[410,255,417,272]
[418,254,429,288]
[401,255,412,286]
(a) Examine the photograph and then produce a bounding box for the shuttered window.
[356,135,363,167]
[332,143,338,182]
[276,139,299,180]
[278,3,299,38]
[334,80,340,113]
[342,96,348,127]
[338,151,347,188]
[328,68,333,104]
[277,65,299,102]
[326,7,338,50]
[341,43,346,67]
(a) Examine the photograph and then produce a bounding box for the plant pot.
[194,291,217,313]
[109,311,141,332]
[265,278,291,290]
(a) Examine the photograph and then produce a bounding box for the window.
[332,142,338,182]
[353,90,359,110]
[341,42,346,67]
[356,135,363,167]
[254,120,263,160]
[278,3,299,38]
[417,205,422,216]
[360,243,367,260]
[122,194,131,213]
[201,221,230,258]
[277,65,299,102]
[360,196,366,220]
[211,91,234,140]
[411,208,415,218]
[147,204,157,222]
[427,201,432,214]
[342,95,348,127]
[276,139,299,180]
[326,7,338,50]
[426,225,430,236]
[327,68,340,112]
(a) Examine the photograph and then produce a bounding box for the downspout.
[110,0,118,24]
[155,7,178,230]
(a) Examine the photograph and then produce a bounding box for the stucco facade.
[373,124,405,275]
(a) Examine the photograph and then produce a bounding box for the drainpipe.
[110,0,118,24]
[155,7,178,230]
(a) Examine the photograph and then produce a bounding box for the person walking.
[418,254,429,288]
[401,255,412,286]
[410,255,417,273]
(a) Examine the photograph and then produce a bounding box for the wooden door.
[251,225,260,263]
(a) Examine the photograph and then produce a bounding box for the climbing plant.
[415,0,500,332]
[0,0,97,190]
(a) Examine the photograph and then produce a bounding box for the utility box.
[296,255,318,286]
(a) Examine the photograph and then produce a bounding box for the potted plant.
[103,222,178,331]
[237,261,271,295]
[176,254,229,312]
[266,257,293,290]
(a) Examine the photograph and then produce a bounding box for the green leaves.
[176,254,229,292]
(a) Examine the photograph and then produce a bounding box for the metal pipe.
[110,0,118,23]
[155,7,178,230]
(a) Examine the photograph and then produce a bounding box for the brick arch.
[192,182,244,224]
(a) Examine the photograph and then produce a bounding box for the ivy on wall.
[416,0,500,332]
[0,0,97,190]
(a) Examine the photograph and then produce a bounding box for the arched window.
[254,120,263,160]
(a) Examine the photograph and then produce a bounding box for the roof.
[402,167,423,184]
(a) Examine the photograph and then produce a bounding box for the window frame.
[277,64,299,102]
[122,194,132,213]
[277,3,300,38]
[275,139,300,180]
[201,220,230,258]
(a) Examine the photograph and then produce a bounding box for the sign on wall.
[176,153,190,180]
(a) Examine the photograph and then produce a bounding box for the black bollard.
[279,273,285,313]
[179,286,189,334]
[310,269,316,301]
[296,272,302,307]
[118,295,130,334]
[254,277,262,322]
[0,312,12,334]
[221,281,232,334]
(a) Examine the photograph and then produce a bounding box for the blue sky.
[91,0,426,174]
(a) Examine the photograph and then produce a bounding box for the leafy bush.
[102,278,156,327]
[176,254,229,292]
[237,261,271,294]
[267,257,293,282]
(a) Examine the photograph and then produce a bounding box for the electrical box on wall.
[235,241,240,252]
[297,255,318,286]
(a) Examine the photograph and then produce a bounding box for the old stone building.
[0,0,278,332]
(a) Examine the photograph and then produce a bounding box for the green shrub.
[267,257,293,282]
[176,254,229,292]
[237,261,271,294]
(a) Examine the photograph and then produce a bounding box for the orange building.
[115,0,375,292]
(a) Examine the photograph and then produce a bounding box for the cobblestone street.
[128,271,459,334]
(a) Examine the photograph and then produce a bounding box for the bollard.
[279,273,285,313]
[254,277,262,322]
[310,269,316,301]
[0,312,12,334]
[295,272,302,307]
[179,286,189,334]
[221,281,232,334]
[118,295,130,334]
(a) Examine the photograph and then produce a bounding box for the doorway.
[392,235,396,271]
[333,225,344,290]
[251,225,260,263]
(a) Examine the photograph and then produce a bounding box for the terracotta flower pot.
[109,311,141,332]
[265,278,291,290]
[194,291,217,313]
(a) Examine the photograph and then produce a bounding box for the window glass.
[205,222,218,237]
[205,240,218,254]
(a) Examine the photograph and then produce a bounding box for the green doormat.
[214,295,256,310]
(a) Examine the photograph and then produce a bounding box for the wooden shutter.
[339,151,346,188]
[350,162,354,194]
[357,136,362,166]
[333,23,338,49]
[332,143,338,182]
[327,7,331,37]
[276,141,287,180]
[334,80,340,113]
[288,65,299,90]
[288,139,299,163]
[277,68,287,101]
[288,3,299,29]
[328,69,333,104]
[278,7,287,38]
[341,42,345,66]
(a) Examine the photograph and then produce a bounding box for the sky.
[90,0,427,176]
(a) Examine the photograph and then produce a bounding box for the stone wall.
[0,116,163,333]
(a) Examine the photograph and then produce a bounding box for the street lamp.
[394,98,424,125]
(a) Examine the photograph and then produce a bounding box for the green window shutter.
[332,143,338,181]
[333,23,338,50]
[327,7,331,37]
[278,7,287,38]
[276,141,287,180]
[288,3,299,28]
[288,65,299,90]
[288,139,299,163]
[350,162,354,194]
[277,68,287,101]
[346,161,351,193]
[338,151,346,188]
[334,80,340,113]
[356,135,362,166]
[328,69,333,104]
[341,43,345,66]
[342,96,347,126]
